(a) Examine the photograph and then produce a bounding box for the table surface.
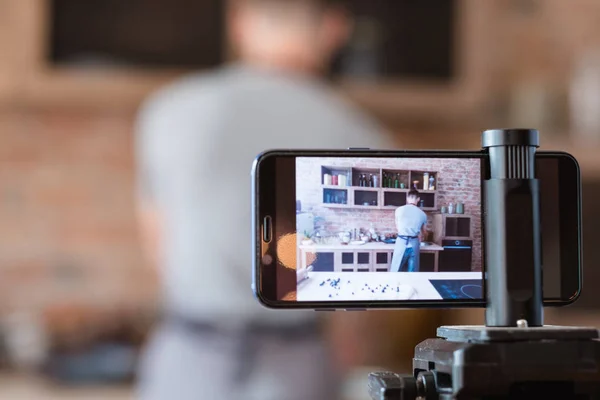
[298,242,444,251]
[297,271,482,301]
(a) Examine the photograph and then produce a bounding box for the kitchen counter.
[297,271,482,301]
[299,242,444,251]
[298,242,445,272]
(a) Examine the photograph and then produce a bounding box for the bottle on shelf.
[373,174,379,188]
[358,174,363,187]
[369,174,374,187]
[429,175,435,190]
[332,175,338,186]
[324,173,332,185]
[423,172,429,190]
[394,174,399,188]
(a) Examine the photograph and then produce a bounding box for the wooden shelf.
[321,185,350,190]
[319,165,439,210]
[381,188,437,193]
[322,204,353,209]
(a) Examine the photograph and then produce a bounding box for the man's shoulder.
[142,69,227,113]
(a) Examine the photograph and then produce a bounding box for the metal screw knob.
[368,371,418,400]
[417,371,439,400]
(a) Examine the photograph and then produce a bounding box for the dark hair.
[407,189,420,199]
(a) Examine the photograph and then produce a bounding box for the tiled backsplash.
[297,157,482,271]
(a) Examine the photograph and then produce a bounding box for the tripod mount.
[368,129,600,400]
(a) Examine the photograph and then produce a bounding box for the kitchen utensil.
[338,231,351,244]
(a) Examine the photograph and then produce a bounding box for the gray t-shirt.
[135,64,396,326]
[395,204,427,246]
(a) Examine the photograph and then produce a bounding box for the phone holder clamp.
[367,129,600,400]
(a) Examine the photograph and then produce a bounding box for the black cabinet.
[420,253,435,272]
[312,252,334,272]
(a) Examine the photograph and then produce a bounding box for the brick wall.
[0,109,158,316]
[297,157,482,271]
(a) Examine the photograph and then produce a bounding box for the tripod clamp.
[368,129,600,400]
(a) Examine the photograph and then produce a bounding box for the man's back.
[395,205,428,237]
[136,64,396,324]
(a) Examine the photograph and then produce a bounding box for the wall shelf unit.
[320,166,438,211]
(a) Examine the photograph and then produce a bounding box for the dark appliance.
[439,239,472,272]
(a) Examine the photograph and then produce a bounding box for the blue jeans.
[399,247,418,272]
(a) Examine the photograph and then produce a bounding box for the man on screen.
[390,189,428,272]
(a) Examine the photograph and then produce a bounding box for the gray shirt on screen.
[135,63,396,327]
[395,205,428,247]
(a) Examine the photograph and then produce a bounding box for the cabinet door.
[340,252,355,272]
[374,251,391,272]
[356,251,372,272]
[312,252,334,272]
[420,253,435,272]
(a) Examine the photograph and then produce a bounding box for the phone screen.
[254,151,581,307]
[295,155,483,302]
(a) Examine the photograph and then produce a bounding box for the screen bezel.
[252,149,582,309]
[536,151,582,304]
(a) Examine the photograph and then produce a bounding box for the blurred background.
[2,0,600,398]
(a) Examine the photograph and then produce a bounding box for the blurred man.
[390,190,428,272]
[134,0,395,399]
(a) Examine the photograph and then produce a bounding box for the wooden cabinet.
[432,214,473,242]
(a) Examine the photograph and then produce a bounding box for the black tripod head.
[368,129,600,400]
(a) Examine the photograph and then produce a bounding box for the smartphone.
[252,149,581,309]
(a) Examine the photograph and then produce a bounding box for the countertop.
[297,271,482,301]
[298,242,444,251]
